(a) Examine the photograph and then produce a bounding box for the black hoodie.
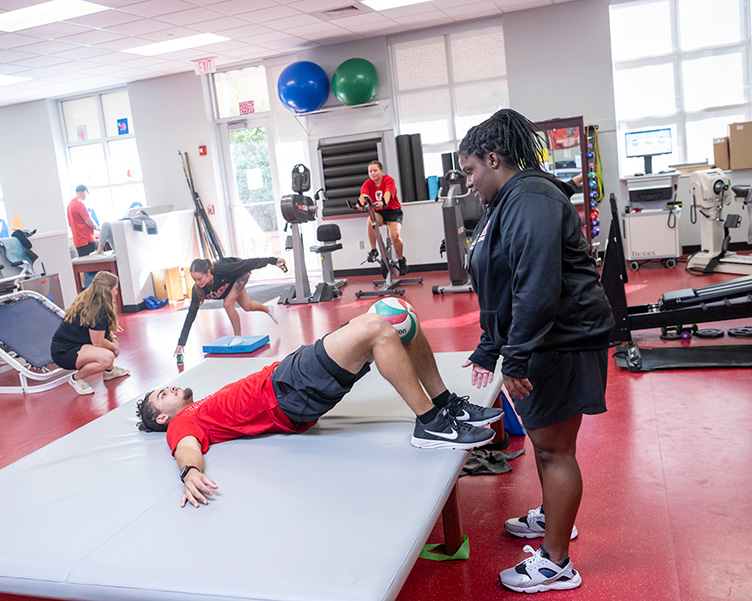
[467,169,614,378]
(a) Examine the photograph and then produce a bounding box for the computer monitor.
[625,128,672,174]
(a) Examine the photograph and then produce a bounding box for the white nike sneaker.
[266,304,278,325]
[411,408,495,450]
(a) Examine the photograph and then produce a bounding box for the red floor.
[1,261,751,601]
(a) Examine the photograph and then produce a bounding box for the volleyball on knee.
[368,298,419,344]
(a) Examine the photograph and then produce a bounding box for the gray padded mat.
[0,353,491,601]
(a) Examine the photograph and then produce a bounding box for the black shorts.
[510,348,608,430]
[271,338,371,423]
[76,242,97,257]
[374,208,403,224]
[50,339,82,370]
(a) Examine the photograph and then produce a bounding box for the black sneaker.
[367,249,379,262]
[398,257,408,275]
[444,393,504,426]
[412,408,495,450]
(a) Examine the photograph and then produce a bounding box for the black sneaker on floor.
[367,249,379,263]
[398,257,408,275]
[412,408,495,450]
[444,393,504,426]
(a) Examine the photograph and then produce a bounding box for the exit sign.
[195,58,216,75]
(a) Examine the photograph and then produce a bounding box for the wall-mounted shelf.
[293,101,391,136]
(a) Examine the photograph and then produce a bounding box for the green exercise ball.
[332,58,380,106]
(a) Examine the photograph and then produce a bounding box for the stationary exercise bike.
[347,196,422,298]
[278,164,345,305]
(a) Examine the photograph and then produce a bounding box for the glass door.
[222,120,286,273]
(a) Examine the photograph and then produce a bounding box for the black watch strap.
[180,464,199,482]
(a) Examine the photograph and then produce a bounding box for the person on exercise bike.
[358,160,408,276]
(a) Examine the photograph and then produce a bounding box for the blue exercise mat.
[203,335,270,354]
[0,297,61,368]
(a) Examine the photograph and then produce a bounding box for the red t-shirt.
[360,175,401,211]
[165,362,315,454]
[67,198,95,247]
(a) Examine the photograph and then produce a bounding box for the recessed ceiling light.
[0,0,108,33]
[0,75,32,87]
[362,0,431,10]
[123,33,231,57]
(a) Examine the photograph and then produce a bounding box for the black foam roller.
[396,134,416,203]
[442,153,454,176]
[409,134,428,200]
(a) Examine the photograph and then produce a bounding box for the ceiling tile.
[284,21,342,38]
[493,0,551,10]
[152,7,227,26]
[0,49,37,63]
[14,39,82,55]
[238,5,303,23]
[58,29,128,46]
[214,23,274,38]
[210,0,279,16]
[9,55,74,69]
[288,0,352,10]
[443,1,502,17]
[16,21,93,40]
[0,32,41,50]
[136,26,203,41]
[117,0,195,18]
[195,16,247,33]
[105,18,173,36]
[261,14,321,31]
[65,9,142,29]
[50,46,117,60]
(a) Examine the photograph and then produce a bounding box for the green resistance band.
[418,535,470,561]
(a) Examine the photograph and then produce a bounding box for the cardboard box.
[713,136,730,170]
[728,122,752,170]
[152,267,185,302]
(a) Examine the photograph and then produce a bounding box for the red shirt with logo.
[360,175,401,211]
[166,362,315,454]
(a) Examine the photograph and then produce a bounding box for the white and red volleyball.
[368,298,419,344]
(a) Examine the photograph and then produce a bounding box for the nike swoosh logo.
[455,410,470,420]
[424,428,459,440]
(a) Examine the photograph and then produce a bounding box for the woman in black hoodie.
[458,109,614,594]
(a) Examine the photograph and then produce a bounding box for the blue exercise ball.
[332,58,380,106]
[277,61,330,113]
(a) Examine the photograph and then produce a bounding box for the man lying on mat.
[136,311,502,508]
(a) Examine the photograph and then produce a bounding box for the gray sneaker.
[444,393,503,426]
[505,505,579,540]
[412,408,495,450]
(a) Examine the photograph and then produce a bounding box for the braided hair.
[459,108,545,172]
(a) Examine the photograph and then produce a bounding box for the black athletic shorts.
[50,340,82,370]
[271,337,371,423]
[374,208,403,224]
[509,348,608,430]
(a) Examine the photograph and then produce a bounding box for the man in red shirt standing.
[67,184,99,257]
[136,311,502,508]
[358,161,408,275]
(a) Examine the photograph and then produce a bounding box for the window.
[0,178,7,237]
[214,66,271,118]
[609,0,751,172]
[390,25,509,179]
[60,90,144,222]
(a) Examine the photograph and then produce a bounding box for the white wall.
[128,72,229,251]
[0,99,68,234]
[505,0,618,250]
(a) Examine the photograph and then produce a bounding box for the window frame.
[610,0,752,171]
[59,88,144,222]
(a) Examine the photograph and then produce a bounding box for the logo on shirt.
[470,221,489,251]
[208,283,230,299]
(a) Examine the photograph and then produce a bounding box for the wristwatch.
[180,464,199,482]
